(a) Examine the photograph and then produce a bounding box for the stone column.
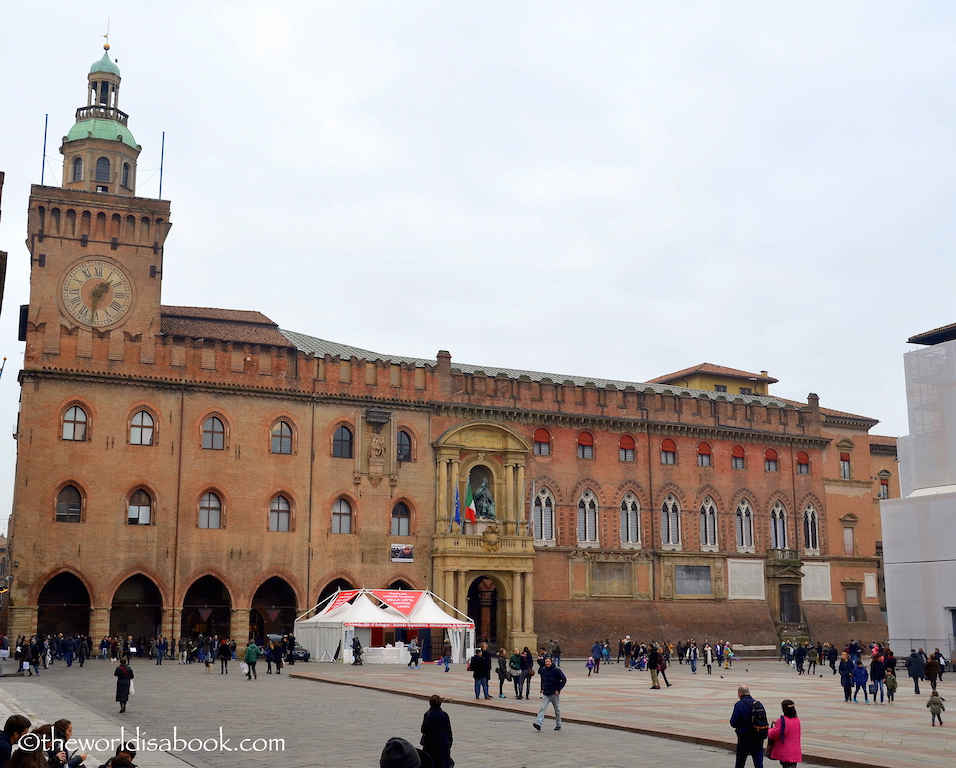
[456,571,467,620]
[90,606,111,640]
[505,463,515,528]
[8,606,38,638]
[232,608,250,650]
[523,571,535,632]
[164,607,181,642]
[511,571,523,633]
[437,458,448,528]
[515,464,526,535]
[444,570,455,606]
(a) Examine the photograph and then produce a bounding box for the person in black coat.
[114,658,134,713]
[420,695,453,768]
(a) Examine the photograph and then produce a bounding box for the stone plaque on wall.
[727,559,766,600]
[801,562,832,601]
[674,565,711,596]
[591,561,632,597]
[864,572,877,599]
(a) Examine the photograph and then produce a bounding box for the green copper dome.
[66,118,138,149]
[90,50,120,76]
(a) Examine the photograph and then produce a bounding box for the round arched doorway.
[467,576,500,647]
[37,572,91,637]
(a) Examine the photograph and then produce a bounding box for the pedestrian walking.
[532,656,567,731]
[352,636,364,666]
[870,655,886,704]
[217,638,231,674]
[244,640,260,680]
[730,685,769,768]
[885,668,898,703]
[468,647,490,700]
[408,637,421,669]
[766,699,802,768]
[114,657,134,713]
[687,641,699,674]
[420,695,453,768]
[495,648,509,698]
[590,640,603,674]
[441,639,451,672]
[927,691,945,726]
[925,654,941,691]
[905,649,926,694]
[703,642,715,675]
[851,660,869,703]
[838,652,854,702]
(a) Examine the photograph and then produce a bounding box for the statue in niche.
[369,428,386,460]
[474,477,496,520]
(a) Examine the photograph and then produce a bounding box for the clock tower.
[24,44,171,367]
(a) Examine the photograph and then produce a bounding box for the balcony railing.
[75,106,129,125]
[768,548,801,562]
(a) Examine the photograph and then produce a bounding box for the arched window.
[199,492,222,529]
[391,502,410,536]
[619,435,635,462]
[735,499,754,549]
[770,501,787,549]
[62,405,88,441]
[620,491,640,545]
[533,428,551,456]
[55,485,82,523]
[72,157,83,182]
[128,489,152,525]
[796,451,810,475]
[122,162,131,188]
[577,490,598,544]
[765,448,779,472]
[130,410,154,445]
[697,442,712,467]
[95,156,110,182]
[533,487,555,543]
[700,496,718,547]
[803,504,819,552]
[661,493,681,546]
[332,498,352,533]
[202,416,225,450]
[731,445,746,470]
[270,494,291,532]
[271,420,293,454]
[333,425,353,458]
[397,429,413,462]
[577,431,594,459]
[661,438,677,465]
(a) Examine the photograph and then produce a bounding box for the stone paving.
[0,655,951,767]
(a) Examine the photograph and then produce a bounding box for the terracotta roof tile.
[160,305,291,348]
[869,434,899,446]
[648,362,779,385]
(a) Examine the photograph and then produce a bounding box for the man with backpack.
[730,684,768,768]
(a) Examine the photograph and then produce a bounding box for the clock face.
[61,260,133,327]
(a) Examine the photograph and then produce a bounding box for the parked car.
[266,633,311,662]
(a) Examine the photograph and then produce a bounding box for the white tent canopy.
[295,589,475,664]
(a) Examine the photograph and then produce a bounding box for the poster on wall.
[390,543,414,563]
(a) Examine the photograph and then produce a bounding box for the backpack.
[750,700,770,736]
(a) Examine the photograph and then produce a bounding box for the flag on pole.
[464,480,477,524]
[454,486,461,528]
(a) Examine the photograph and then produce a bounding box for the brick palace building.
[6,47,896,656]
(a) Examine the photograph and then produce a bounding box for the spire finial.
[102,16,111,50]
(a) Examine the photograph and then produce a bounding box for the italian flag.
[464,480,477,523]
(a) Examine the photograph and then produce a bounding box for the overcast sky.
[1,2,954,534]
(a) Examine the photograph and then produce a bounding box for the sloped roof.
[648,362,779,385]
[279,330,796,408]
[908,322,956,346]
[161,305,291,347]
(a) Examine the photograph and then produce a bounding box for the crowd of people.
[0,715,139,768]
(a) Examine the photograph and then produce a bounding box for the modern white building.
[881,323,956,660]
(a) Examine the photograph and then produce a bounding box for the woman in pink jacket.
[767,699,802,768]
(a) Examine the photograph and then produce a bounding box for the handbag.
[129,680,135,695]
[868,683,876,695]
[22,661,30,671]
[240,662,249,675]
[767,715,786,759]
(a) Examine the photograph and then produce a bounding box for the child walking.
[927,691,945,726]
[885,668,897,703]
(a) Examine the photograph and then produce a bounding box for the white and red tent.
[295,588,475,663]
